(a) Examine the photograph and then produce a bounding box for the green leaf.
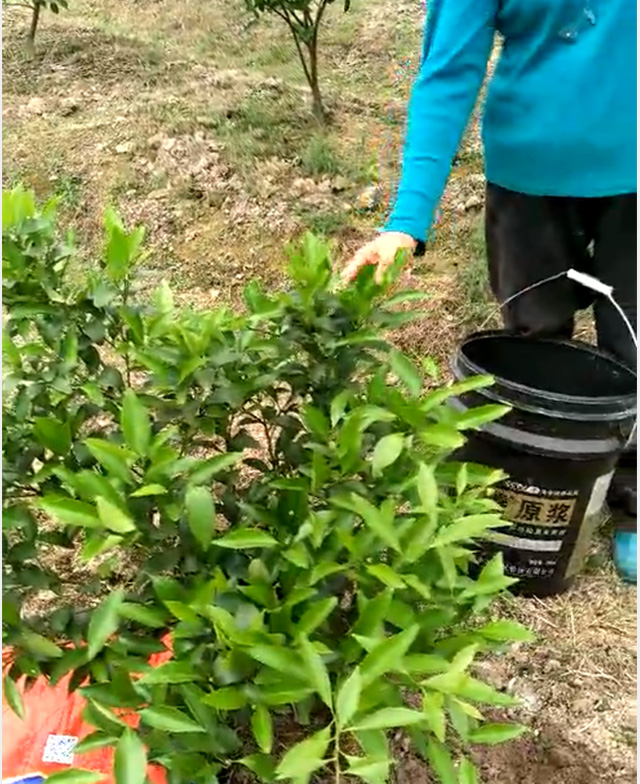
[426,738,456,784]
[96,497,136,534]
[431,514,504,548]
[330,389,351,427]
[252,704,273,754]
[189,453,243,484]
[389,350,422,396]
[447,697,470,740]
[139,706,205,733]
[121,390,151,456]
[371,433,404,476]
[83,701,128,735]
[87,589,125,659]
[118,602,166,629]
[202,687,247,710]
[421,376,494,413]
[452,404,511,431]
[2,328,21,368]
[214,529,278,549]
[46,769,104,784]
[40,496,99,529]
[299,638,332,708]
[417,462,438,512]
[339,494,400,552]
[458,758,479,784]
[456,463,469,496]
[34,417,71,455]
[352,707,424,731]
[73,731,118,754]
[130,484,167,497]
[248,646,306,680]
[20,630,64,659]
[114,729,147,784]
[336,667,361,727]
[186,485,215,550]
[3,675,25,719]
[422,669,466,695]
[477,620,535,643]
[85,439,135,485]
[419,425,465,450]
[402,654,449,676]
[455,677,519,707]
[81,533,122,561]
[450,644,479,674]
[422,692,445,742]
[138,662,198,685]
[275,725,331,780]
[467,723,527,745]
[360,625,418,686]
[239,753,276,782]
[297,597,337,637]
[366,564,405,589]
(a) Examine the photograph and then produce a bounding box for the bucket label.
[489,481,580,580]
[493,486,577,530]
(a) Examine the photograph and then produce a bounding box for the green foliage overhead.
[2,185,529,784]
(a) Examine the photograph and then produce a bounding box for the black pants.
[485,183,637,372]
[485,183,637,517]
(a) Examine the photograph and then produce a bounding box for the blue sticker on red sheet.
[3,776,46,784]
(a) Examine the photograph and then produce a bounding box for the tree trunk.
[26,2,40,56]
[307,40,326,125]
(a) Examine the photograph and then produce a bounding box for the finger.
[342,246,377,282]
[373,252,395,284]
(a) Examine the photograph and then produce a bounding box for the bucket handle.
[479,268,637,447]
[480,269,638,352]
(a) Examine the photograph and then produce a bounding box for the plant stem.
[26,1,39,55]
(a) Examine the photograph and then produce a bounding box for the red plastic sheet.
[2,646,170,783]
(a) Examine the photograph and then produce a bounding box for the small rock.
[331,175,350,193]
[355,184,382,211]
[25,97,46,115]
[161,137,177,152]
[59,97,80,116]
[463,195,484,212]
[115,142,134,155]
[147,189,169,201]
[261,76,283,91]
[571,697,592,714]
[147,133,165,150]
[292,177,316,195]
[547,745,575,768]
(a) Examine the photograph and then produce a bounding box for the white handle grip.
[566,268,614,297]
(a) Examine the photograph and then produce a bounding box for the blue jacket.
[386,0,637,242]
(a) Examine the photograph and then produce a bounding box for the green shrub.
[2,186,531,784]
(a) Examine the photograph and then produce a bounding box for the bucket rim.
[457,331,637,411]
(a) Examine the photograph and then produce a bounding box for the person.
[343,0,637,582]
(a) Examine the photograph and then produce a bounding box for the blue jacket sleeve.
[385,0,497,242]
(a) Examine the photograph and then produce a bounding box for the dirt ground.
[2,1,637,781]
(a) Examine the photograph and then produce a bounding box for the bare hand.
[342,232,417,284]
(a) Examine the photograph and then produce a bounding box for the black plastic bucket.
[451,331,637,596]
